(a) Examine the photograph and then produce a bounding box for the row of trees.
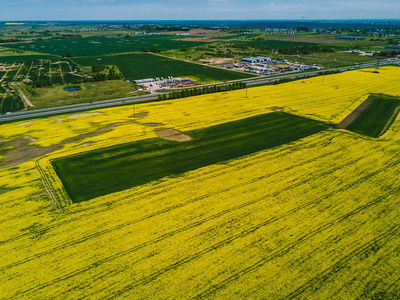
[140,47,161,53]
[158,82,247,100]
[91,65,123,81]
[34,79,52,88]
[61,53,74,58]
[273,69,341,85]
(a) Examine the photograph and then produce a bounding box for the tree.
[66,52,73,58]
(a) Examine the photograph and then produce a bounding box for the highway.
[0,59,397,123]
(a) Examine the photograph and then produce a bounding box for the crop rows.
[0,59,86,87]
[1,67,400,299]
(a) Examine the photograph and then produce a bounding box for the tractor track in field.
[191,189,400,300]
[0,138,346,248]
[106,186,400,300]
[10,151,398,298]
[283,225,400,299]
[380,276,400,299]
[51,169,400,299]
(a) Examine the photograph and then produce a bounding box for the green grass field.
[233,39,319,48]
[73,53,255,83]
[3,36,210,57]
[347,96,400,137]
[22,80,142,108]
[0,54,59,63]
[53,112,329,202]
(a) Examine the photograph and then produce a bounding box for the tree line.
[158,82,247,100]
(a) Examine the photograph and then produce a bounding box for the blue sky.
[1,0,399,21]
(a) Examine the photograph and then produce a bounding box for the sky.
[1,0,400,21]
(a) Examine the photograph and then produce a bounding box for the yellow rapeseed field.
[1,66,400,299]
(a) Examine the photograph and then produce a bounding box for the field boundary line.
[379,105,400,137]
[337,95,375,129]
[35,156,68,213]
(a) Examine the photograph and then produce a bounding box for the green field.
[53,112,329,202]
[0,86,24,113]
[0,59,88,85]
[73,53,255,83]
[22,80,144,108]
[3,36,210,57]
[347,96,400,137]
[0,54,59,64]
[234,39,319,48]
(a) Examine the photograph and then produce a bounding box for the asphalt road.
[0,59,397,123]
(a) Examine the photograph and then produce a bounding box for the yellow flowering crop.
[0,66,400,299]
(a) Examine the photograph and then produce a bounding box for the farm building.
[133,78,155,84]
[256,56,271,62]
[241,58,257,64]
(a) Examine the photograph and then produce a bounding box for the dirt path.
[17,87,34,108]
[0,62,15,83]
[48,60,52,84]
[58,61,64,84]
[67,61,73,73]
[337,96,376,129]
[12,62,24,81]
[37,60,43,79]
[25,61,34,80]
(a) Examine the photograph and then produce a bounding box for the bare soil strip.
[0,123,121,168]
[157,129,191,142]
[133,112,148,119]
[143,123,164,127]
[0,137,59,168]
[337,96,376,129]
[17,88,34,108]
